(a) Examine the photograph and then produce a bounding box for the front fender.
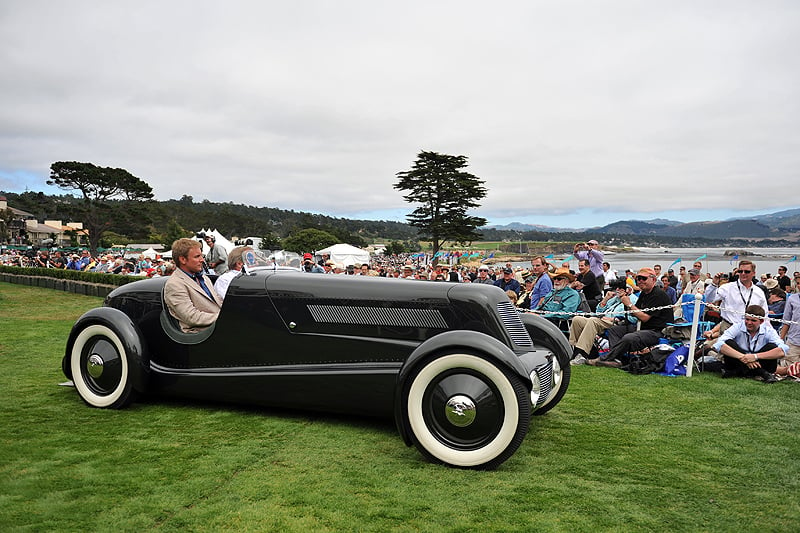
[393,330,536,447]
[62,307,149,394]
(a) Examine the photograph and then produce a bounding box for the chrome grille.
[535,359,554,406]
[496,301,532,347]
[307,304,448,329]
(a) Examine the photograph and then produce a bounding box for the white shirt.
[714,280,768,324]
[214,269,242,300]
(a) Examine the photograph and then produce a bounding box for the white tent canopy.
[315,243,370,267]
[198,228,236,253]
[141,247,159,259]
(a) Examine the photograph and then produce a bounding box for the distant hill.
[492,211,799,241]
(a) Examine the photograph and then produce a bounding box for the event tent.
[198,228,236,253]
[315,243,370,267]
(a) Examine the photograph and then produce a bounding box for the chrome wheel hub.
[445,395,476,427]
[87,354,104,379]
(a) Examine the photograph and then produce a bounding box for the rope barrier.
[520,299,800,327]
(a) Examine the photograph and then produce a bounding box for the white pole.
[685,292,703,377]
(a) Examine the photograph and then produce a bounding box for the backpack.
[623,346,671,375]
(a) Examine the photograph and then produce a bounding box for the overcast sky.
[1,1,798,228]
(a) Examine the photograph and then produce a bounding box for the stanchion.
[685,292,703,377]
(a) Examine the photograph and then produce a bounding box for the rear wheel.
[70,324,134,409]
[405,353,530,469]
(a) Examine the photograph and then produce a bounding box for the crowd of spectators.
[0,248,176,277]
[5,239,800,382]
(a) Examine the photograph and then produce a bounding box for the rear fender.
[63,307,149,393]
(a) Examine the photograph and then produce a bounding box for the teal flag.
[668,258,681,269]
[694,254,707,262]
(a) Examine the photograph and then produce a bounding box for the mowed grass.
[1,281,799,532]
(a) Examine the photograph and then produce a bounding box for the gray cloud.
[1,1,798,225]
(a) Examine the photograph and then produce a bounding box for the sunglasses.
[738,269,752,274]
[635,275,650,282]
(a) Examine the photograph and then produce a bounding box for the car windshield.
[243,249,302,271]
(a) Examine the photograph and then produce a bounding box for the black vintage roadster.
[62,265,571,469]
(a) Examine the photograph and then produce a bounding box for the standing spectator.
[529,256,553,309]
[776,266,791,292]
[779,290,800,366]
[711,260,768,332]
[574,240,604,291]
[302,253,325,273]
[573,259,601,311]
[602,261,616,290]
[203,234,228,275]
[677,265,689,293]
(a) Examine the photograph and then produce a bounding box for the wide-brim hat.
[549,267,575,282]
[764,279,779,290]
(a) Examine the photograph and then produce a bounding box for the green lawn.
[1,281,798,532]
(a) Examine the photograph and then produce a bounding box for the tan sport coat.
[164,269,223,333]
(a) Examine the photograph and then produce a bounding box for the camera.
[609,276,628,291]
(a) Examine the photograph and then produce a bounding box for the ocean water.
[513,247,800,278]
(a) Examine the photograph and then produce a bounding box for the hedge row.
[0,266,133,298]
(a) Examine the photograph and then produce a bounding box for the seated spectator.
[66,253,83,271]
[474,265,495,285]
[50,251,67,269]
[588,267,673,368]
[712,305,788,382]
[92,255,112,273]
[516,276,536,309]
[661,275,678,305]
[538,268,580,326]
[215,246,252,300]
[569,276,639,364]
[494,267,521,295]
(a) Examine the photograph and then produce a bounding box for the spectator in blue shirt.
[529,256,553,310]
[713,304,788,382]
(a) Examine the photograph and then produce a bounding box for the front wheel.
[70,324,135,409]
[404,353,530,469]
[533,354,570,416]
